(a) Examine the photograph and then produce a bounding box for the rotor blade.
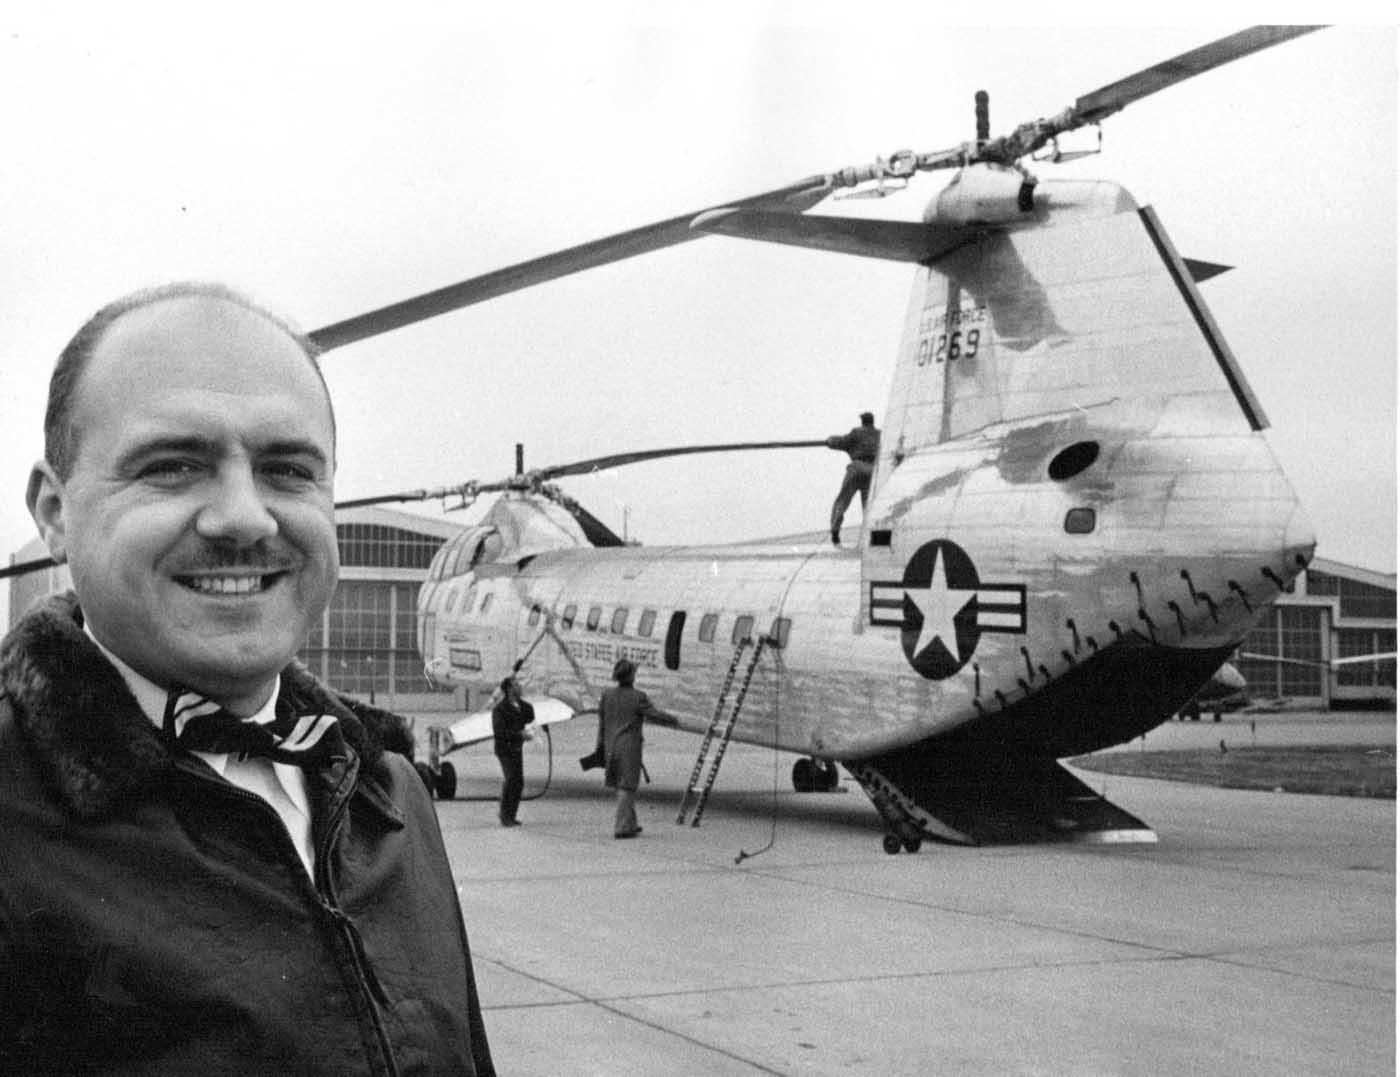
[309,178,831,352]
[536,439,827,480]
[333,439,828,510]
[693,208,976,264]
[335,486,475,510]
[1239,651,1396,669]
[981,25,1324,163]
[0,555,58,580]
[1074,26,1324,124]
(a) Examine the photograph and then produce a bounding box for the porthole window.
[770,617,792,649]
[561,604,577,630]
[528,605,541,626]
[638,610,657,637]
[611,608,629,634]
[1048,441,1100,481]
[732,615,755,644]
[586,606,602,631]
[1064,507,1097,534]
[699,613,718,643]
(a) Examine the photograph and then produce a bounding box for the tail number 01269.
[916,328,981,367]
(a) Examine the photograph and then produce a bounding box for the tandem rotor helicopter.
[5,26,1334,849]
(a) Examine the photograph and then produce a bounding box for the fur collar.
[0,593,415,819]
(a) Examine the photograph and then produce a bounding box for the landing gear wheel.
[792,758,815,793]
[415,761,436,797]
[816,760,840,792]
[902,836,923,854]
[435,761,458,800]
[882,833,903,855]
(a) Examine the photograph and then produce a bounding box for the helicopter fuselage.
[420,405,1309,767]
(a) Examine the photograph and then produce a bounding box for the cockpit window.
[451,539,479,579]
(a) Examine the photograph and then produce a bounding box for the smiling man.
[0,283,495,1074]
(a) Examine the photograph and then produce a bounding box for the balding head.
[43,282,332,479]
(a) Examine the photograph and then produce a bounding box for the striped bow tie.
[163,689,345,769]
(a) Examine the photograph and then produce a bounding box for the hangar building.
[1236,557,1396,708]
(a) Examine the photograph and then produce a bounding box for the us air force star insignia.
[869,540,1027,680]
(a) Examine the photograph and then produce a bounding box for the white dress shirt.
[84,628,316,878]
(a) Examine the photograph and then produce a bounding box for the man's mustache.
[169,544,301,574]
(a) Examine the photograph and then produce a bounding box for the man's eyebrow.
[115,435,330,469]
[261,439,331,465]
[115,435,219,469]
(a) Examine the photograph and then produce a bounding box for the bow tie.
[163,689,344,769]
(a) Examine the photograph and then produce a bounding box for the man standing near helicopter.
[491,676,535,826]
[825,411,880,545]
[595,658,673,838]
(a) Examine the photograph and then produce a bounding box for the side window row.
[526,602,789,649]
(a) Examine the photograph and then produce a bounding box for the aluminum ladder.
[676,634,769,827]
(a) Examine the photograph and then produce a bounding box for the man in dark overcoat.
[595,658,669,838]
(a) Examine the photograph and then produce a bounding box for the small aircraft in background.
[4,26,1332,850]
[1176,661,1249,721]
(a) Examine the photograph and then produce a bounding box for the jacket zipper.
[176,763,400,1076]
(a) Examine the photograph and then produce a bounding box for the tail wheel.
[791,758,815,792]
[882,833,903,855]
[435,761,458,800]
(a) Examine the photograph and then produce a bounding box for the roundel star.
[868,539,1028,681]
[903,547,976,664]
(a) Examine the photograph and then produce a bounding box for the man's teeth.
[182,575,269,595]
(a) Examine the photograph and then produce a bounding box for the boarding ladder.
[676,634,769,827]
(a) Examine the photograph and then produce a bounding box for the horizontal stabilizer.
[444,696,577,752]
[692,208,974,264]
[1183,257,1231,283]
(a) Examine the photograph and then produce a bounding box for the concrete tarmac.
[420,711,1395,1075]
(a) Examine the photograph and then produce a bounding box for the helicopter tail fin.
[874,178,1266,478]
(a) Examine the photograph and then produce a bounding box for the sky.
[2,14,1395,585]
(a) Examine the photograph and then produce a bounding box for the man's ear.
[26,460,69,564]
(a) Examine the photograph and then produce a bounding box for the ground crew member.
[826,410,880,545]
[492,676,535,826]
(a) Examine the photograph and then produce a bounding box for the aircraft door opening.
[665,611,686,670]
